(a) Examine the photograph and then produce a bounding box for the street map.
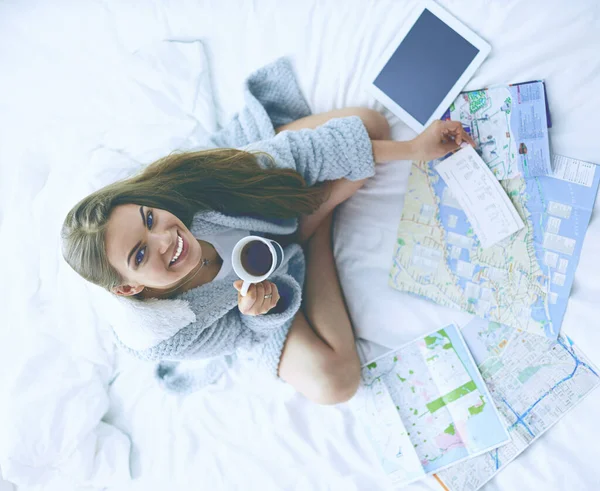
[390,149,599,338]
[436,318,600,491]
[351,324,508,488]
[443,81,551,179]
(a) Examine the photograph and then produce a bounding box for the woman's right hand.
[234,280,280,316]
[409,120,476,161]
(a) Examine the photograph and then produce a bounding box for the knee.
[311,355,361,405]
[354,108,391,141]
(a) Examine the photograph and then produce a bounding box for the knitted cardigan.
[107,58,376,392]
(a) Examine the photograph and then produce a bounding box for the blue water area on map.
[460,319,515,365]
[423,447,468,473]
[430,169,486,298]
[421,325,509,473]
[526,172,600,336]
[416,160,599,339]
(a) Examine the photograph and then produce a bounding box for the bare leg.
[276,108,392,404]
[278,213,361,404]
[296,178,366,243]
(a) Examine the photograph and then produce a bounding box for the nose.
[154,230,173,256]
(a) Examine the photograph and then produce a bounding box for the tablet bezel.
[366,0,491,133]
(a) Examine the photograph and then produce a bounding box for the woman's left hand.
[409,120,476,161]
[234,280,280,316]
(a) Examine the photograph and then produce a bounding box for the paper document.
[436,319,600,491]
[435,146,525,249]
[350,324,509,488]
[551,154,597,187]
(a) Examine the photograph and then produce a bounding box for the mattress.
[1,0,599,490]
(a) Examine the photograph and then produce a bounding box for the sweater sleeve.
[243,115,376,186]
[116,308,251,362]
[202,57,312,149]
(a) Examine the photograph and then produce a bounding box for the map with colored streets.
[443,81,552,179]
[350,324,508,487]
[390,155,600,339]
[436,319,600,491]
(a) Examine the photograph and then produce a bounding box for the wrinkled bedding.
[1,1,599,490]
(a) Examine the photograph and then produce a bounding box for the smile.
[170,234,184,265]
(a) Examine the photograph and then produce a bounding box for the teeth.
[170,236,183,264]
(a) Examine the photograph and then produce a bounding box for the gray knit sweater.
[114,58,376,392]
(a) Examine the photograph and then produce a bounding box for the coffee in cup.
[240,241,273,276]
[232,235,284,296]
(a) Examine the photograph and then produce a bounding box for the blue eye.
[135,247,146,266]
[146,211,153,229]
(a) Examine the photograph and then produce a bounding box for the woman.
[62,59,473,405]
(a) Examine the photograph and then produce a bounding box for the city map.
[436,318,600,491]
[443,81,552,179]
[390,149,599,338]
[351,324,509,487]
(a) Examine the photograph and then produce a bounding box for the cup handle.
[270,240,284,270]
[240,280,251,297]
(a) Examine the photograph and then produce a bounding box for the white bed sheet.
[2,0,600,490]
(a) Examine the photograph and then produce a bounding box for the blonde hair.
[62,148,325,291]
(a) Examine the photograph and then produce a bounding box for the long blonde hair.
[62,148,325,291]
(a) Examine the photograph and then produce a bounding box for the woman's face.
[105,204,202,295]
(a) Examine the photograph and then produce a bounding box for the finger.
[271,283,280,306]
[262,283,279,313]
[441,140,460,153]
[233,280,243,291]
[260,281,279,314]
[263,280,273,297]
[442,120,463,140]
[253,282,266,314]
[450,127,475,148]
[442,121,461,137]
[259,282,273,314]
[442,121,475,149]
[442,120,463,132]
[239,284,257,314]
[255,281,265,300]
[441,128,458,143]
[463,129,476,147]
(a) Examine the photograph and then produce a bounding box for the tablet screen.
[374,8,480,125]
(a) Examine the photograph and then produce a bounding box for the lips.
[170,231,188,267]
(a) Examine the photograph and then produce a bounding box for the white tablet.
[367,1,491,133]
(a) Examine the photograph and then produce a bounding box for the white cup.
[231,235,284,296]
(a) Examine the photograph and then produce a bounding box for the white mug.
[231,235,284,296]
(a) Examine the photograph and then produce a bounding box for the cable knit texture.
[115,57,376,393]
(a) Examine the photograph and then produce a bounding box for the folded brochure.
[442,81,552,180]
[350,324,510,487]
[435,318,600,491]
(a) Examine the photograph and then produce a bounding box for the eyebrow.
[126,206,146,267]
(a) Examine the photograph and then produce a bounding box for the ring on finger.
[262,280,273,300]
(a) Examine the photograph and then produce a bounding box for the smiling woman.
[104,204,208,296]
[61,58,470,404]
[61,145,325,296]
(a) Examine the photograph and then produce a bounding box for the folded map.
[436,319,600,491]
[443,81,552,179]
[350,324,509,488]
